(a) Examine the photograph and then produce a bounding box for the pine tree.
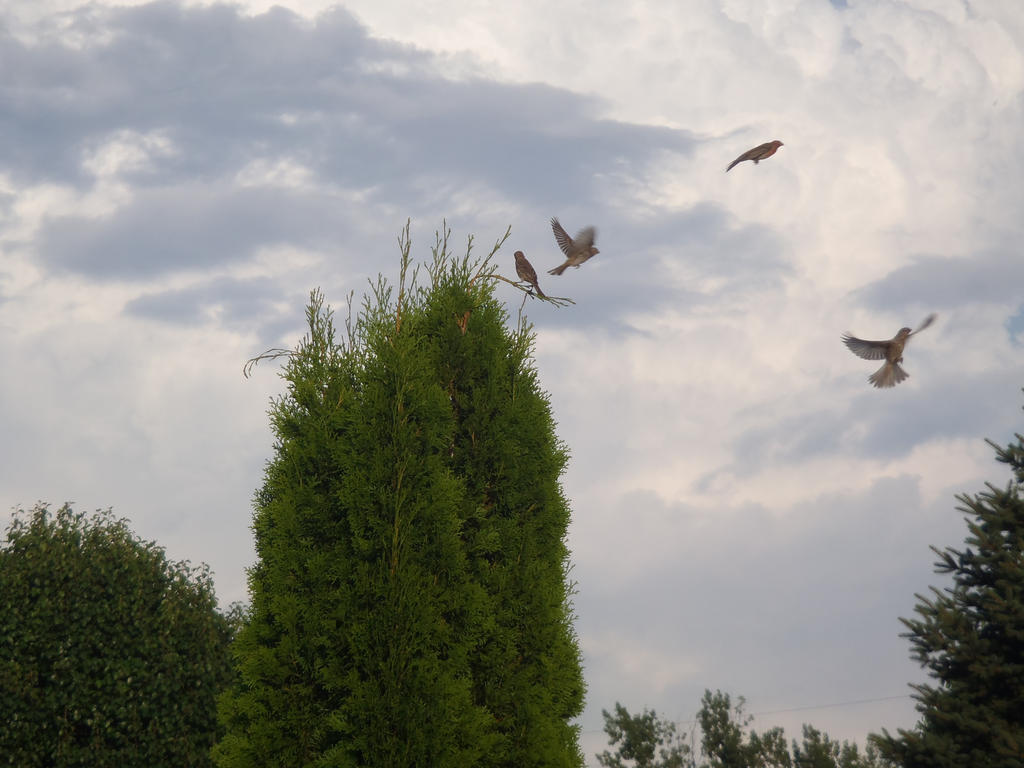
[215,224,584,767]
[871,417,1024,766]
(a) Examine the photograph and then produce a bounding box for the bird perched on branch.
[514,250,545,297]
[842,314,936,388]
[726,140,784,172]
[548,217,599,276]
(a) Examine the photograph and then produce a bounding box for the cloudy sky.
[2,0,1023,761]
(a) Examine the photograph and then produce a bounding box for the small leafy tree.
[601,693,892,768]
[0,503,235,767]
[699,691,890,768]
[699,690,788,768]
[871,419,1024,767]
[793,725,889,768]
[597,702,692,768]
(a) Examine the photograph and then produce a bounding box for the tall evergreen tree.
[422,231,585,766]
[871,416,1024,766]
[215,225,584,767]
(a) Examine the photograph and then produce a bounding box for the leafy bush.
[0,503,236,767]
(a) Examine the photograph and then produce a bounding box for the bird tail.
[869,362,909,388]
[725,160,738,172]
[548,263,568,276]
[534,283,546,297]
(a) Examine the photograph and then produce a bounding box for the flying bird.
[548,217,599,276]
[726,140,784,172]
[842,314,936,388]
[514,250,545,297]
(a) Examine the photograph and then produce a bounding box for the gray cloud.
[852,371,1024,457]
[1,4,379,184]
[5,0,796,341]
[854,251,1024,312]
[1007,304,1024,343]
[37,191,254,280]
[39,185,354,277]
[4,2,701,283]
[574,475,970,740]
[726,366,1023,474]
[124,274,305,336]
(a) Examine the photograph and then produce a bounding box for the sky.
[2,0,1023,762]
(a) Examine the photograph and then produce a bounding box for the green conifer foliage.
[422,232,586,766]
[871,421,1024,767]
[216,225,584,767]
[0,504,234,767]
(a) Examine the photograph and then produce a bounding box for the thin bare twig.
[243,347,294,379]
[473,271,575,307]
[395,220,413,336]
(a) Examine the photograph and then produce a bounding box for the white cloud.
[81,129,178,178]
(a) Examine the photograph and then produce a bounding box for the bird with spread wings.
[548,217,599,276]
[842,314,936,388]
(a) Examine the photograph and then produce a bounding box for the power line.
[748,693,911,718]
[582,693,912,735]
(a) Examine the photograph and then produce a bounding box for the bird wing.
[754,141,782,160]
[516,254,538,284]
[911,313,937,336]
[573,226,596,251]
[842,334,889,360]
[550,218,574,256]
